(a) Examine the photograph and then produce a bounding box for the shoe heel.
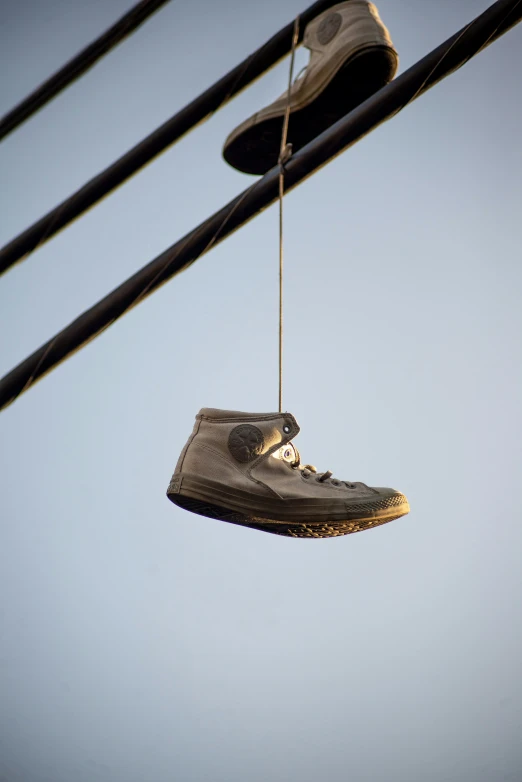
[168,483,248,527]
[167,471,246,521]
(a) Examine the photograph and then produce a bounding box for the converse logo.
[317,12,342,46]
[228,424,265,463]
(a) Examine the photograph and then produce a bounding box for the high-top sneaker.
[167,408,409,539]
[223,1,398,175]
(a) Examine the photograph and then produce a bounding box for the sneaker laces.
[292,40,328,85]
[288,445,356,488]
[292,65,308,86]
[290,47,324,89]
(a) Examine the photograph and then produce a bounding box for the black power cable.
[0,0,520,413]
[0,0,173,142]
[0,0,342,277]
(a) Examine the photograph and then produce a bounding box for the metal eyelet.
[284,449,292,459]
[283,424,291,434]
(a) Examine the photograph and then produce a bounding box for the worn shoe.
[167,408,409,539]
[223,1,398,175]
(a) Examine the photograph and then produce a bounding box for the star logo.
[228,424,265,463]
[317,12,342,46]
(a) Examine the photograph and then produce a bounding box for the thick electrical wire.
[0,0,173,142]
[0,0,520,413]
[3,47,263,275]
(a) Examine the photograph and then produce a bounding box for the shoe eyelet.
[284,449,292,459]
[283,424,291,434]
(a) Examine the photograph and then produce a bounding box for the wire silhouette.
[0,0,173,142]
[0,0,341,276]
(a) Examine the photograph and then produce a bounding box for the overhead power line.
[0,0,173,142]
[0,0,341,277]
[0,0,520,413]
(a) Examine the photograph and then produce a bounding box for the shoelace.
[291,43,327,87]
[292,65,307,85]
[288,445,356,488]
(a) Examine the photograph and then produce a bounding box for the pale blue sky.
[1,1,521,780]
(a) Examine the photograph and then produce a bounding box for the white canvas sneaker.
[167,408,410,539]
[223,1,398,175]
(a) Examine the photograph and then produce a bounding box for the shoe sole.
[223,44,397,176]
[167,473,410,539]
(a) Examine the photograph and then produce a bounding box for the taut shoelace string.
[278,16,300,413]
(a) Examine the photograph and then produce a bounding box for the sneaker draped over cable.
[223,1,398,175]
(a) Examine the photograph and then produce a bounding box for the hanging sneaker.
[167,408,410,539]
[223,1,398,175]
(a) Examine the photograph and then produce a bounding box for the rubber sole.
[223,45,397,176]
[167,474,410,539]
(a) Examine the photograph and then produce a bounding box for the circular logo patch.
[228,424,265,463]
[317,12,342,46]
